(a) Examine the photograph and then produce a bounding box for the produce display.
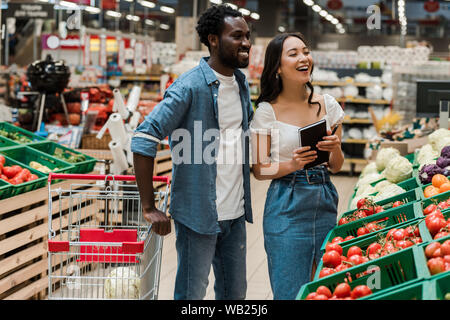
[0,129,32,143]
[52,150,87,163]
[305,283,372,300]
[29,161,57,174]
[0,155,39,185]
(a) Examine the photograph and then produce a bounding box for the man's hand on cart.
[143,208,171,236]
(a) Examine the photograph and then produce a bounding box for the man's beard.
[218,39,249,69]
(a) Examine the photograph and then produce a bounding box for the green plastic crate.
[427,272,450,300]
[296,246,429,300]
[321,201,424,252]
[314,217,432,281]
[0,178,13,199]
[420,190,450,211]
[1,154,47,197]
[343,188,422,219]
[0,135,19,150]
[0,122,45,145]
[28,141,97,174]
[0,146,76,176]
[367,279,428,300]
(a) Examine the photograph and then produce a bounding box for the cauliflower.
[360,162,378,177]
[376,147,400,171]
[384,155,413,183]
[373,179,394,193]
[355,183,376,198]
[428,128,450,152]
[104,267,141,299]
[356,172,382,188]
[417,144,439,166]
[435,136,450,155]
[373,184,406,202]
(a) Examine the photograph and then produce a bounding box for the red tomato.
[306,292,318,300]
[438,201,449,210]
[434,231,450,240]
[396,240,414,249]
[2,166,16,179]
[366,222,381,232]
[28,174,38,181]
[426,216,447,236]
[318,268,335,278]
[322,250,341,268]
[338,217,349,226]
[357,198,369,209]
[441,240,450,256]
[392,229,407,241]
[347,246,363,257]
[427,257,445,275]
[335,263,349,272]
[331,236,344,244]
[348,254,363,266]
[366,243,382,255]
[386,228,398,241]
[375,205,384,213]
[350,285,372,299]
[392,201,404,208]
[425,242,441,259]
[344,235,355,241]
[357,227,369,237]
[314,294,329,300]
[316,286,332,298]
[325,243,343,256]
[0,155,5,165]
[423,204,437,215]
[333,283,351,298]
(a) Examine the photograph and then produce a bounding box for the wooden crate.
[0,180,96,300]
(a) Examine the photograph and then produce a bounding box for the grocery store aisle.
[157,173,358,300]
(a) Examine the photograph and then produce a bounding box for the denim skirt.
[263,165,338,300]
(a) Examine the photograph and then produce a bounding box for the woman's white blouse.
[250,94,345,163]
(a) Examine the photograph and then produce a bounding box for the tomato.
[386,228,398,241]
[396,240,414,249]
[348,254,364,266]
[432,174,449,188]
[357,227,369,237]
[438,201,449,210]
[366,243,382,255]
[331,236,344,244]
[350,285,372,299]
[424,185,440,198]
[366,222,382,233]
[9,177,23,185]
[318,267,335,278]
[357,198,369,209]
[338,217,349,226]
[333,283,351,298]
[360,205,374,216]
[432,248,442,258]
[0,155,5,165]
[335,263,349,272]
[426,216,447,236]
[354,211,367,220]
[424,204,437,215]
[28,174,38,181]
[322,250,342,268]
[392,201,404,208]
[325,243,343,256]
[316,286,332,298]
[441,240,450,256]
[434,231,450,240]
[347,246,363,257]
[344,235,355,241]
[314,294,329,300]
[2,166,16,179]
[393,229,407,241]
[425,242,441,259]
[375,205,384,213]
[306,292,318,300]
[427,257,445,275]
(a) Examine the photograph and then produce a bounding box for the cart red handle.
[48,173,170,185]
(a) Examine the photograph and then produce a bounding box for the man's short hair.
[196,4,243,50]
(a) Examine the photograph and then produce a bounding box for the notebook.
[298,119,329,169]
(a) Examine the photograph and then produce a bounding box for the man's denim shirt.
[131,57,254,235]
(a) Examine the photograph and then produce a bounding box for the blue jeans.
[173,215,247,300]
[263,166,338,300]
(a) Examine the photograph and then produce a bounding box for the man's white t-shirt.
[213,70,245,221]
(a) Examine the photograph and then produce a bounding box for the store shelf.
[342,118,372,124]
[109,75,161,82]
[336,97,391,104]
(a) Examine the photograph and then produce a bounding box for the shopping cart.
[47,173,170,300]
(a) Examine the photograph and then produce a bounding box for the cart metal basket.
[47,173,170,300]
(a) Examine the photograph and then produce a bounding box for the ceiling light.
[210,0,223,4]
[124,0,133,2]
[160,5,175,14]
[278,26,286,32]
[303,0,314,6]
[84,6,101,14]
[325,14,333,21]
[140,1,156,8]
[160,23,170,30]
[319,10,327,17]
[239,8,251,16]
[59,1,79,9]
[106,10,122,18]
[126,14,140,22]
[338,29,345,34]
[250,12,260,20]
[225,3,238,10]
[331,18,339,24]
[145,19,154,26]
[312,4,321,12]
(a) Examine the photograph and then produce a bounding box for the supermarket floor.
[157,172,358,300]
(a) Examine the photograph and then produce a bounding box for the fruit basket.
[0,146,76,178]
[296,246,429,300]
[0,122,45,145]
[321,201,424,252]
[28,141,97,174]
[1,154,47,197]
[314,217,432,281]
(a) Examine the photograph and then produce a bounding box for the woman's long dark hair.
[255,32,321,116]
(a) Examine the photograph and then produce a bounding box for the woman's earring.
[276,73,279,80]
